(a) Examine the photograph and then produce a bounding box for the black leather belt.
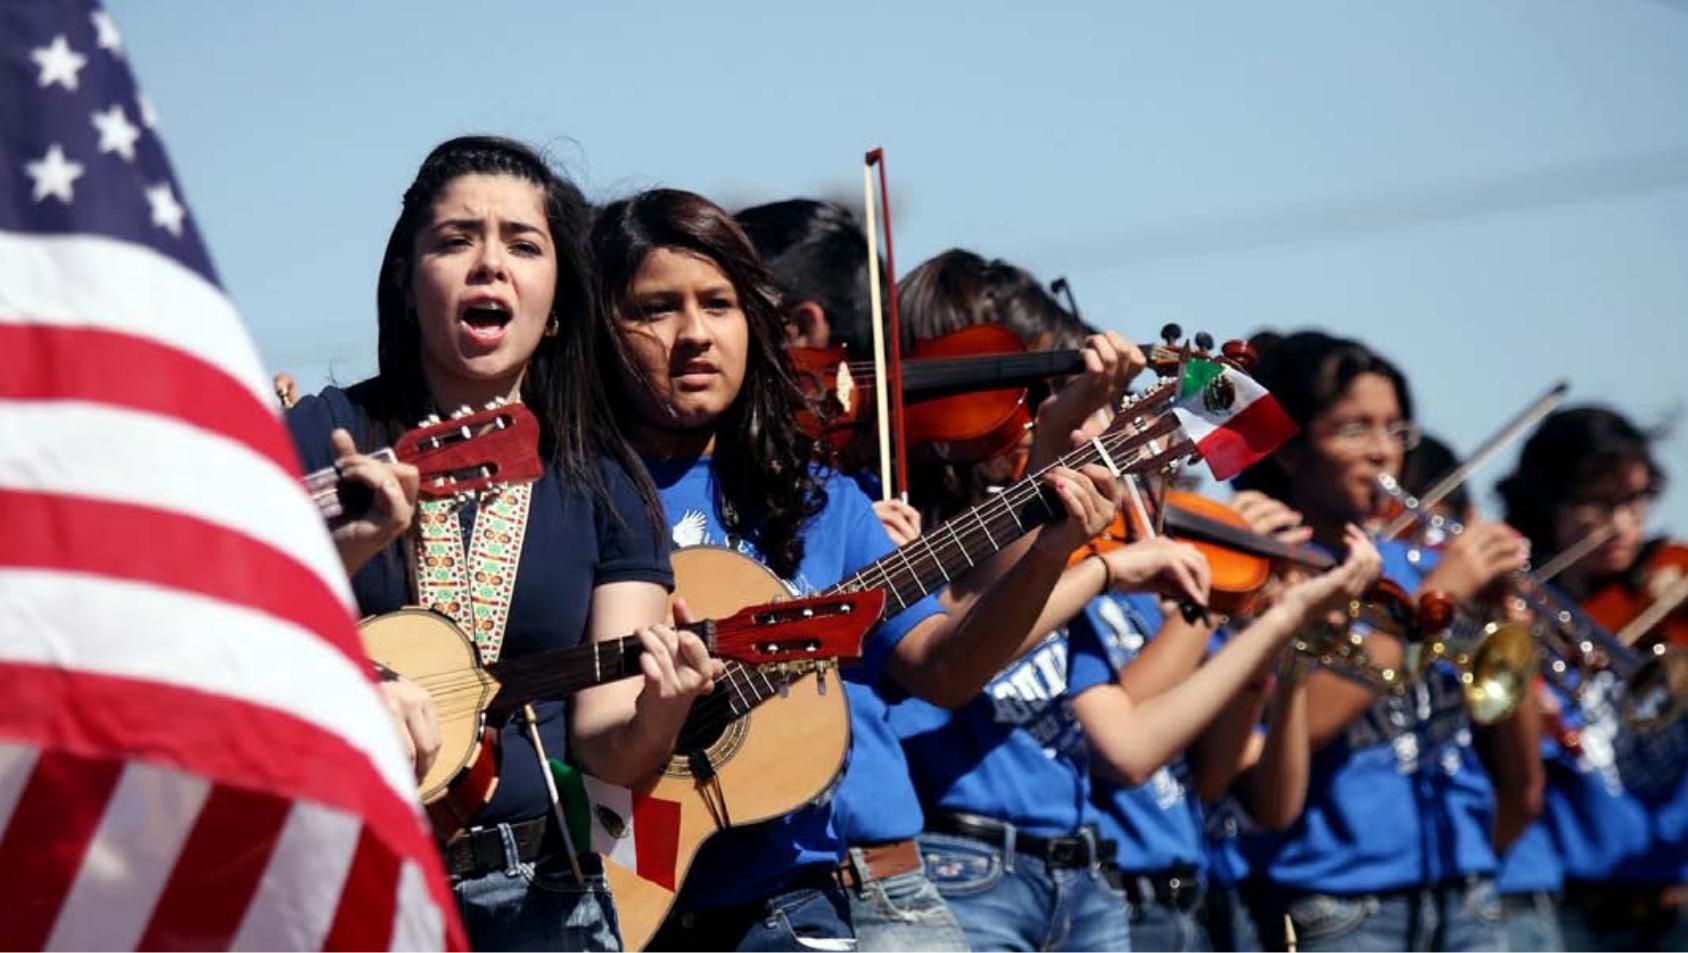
[1102,863,1204,911]
[442,816,600,881]
[929,812,1113,869]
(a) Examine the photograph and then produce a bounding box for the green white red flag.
[551,759,682,890]
[1171,358,1298,480]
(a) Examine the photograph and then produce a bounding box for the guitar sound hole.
[668,700,749,777]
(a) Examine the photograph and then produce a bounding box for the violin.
[1580,539,1688,651]
[1071,490,1337,616]
[790,323,1087,466]
[1063,329,1330,616]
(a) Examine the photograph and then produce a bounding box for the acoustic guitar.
[359,589,884,835]
[302,401,544,518]
[607,377,1191,949]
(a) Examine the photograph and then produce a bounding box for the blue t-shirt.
[286,385,674,829]
[1500,666,1688,889]
[1495,799,1563,893]
[1257,540,1500,893]
[1201,625,1267,887]
[1079,594,1209,873]
[1204,798,1258,887]
[892,606,1117,838]
[648,456,942,910]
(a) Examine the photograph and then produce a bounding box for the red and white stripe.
[0,230,465,948]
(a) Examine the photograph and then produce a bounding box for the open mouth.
[459,301,513,343]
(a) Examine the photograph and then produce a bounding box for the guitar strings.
[406,393,1179,742]
[422,418,1172,737]
[680,407,1171,731]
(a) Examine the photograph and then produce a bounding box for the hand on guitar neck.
[326,428,422,575]
[301,402,543,574]
[622,598,728,779]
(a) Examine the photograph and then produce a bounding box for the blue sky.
[107,0,1688,532]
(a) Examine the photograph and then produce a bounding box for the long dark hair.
[591,188,828,579]
[897,249,1091,352]
[735,198,881,356]
[1496,406,1667,554]
[1231,329,1415,503]
[897,249,1091,524]
[354,135,663,531]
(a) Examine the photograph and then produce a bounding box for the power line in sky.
[1048,146,1688,270]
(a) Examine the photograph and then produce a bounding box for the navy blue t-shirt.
[1078,593,1209,873]
[648,456,942,911]
[892,609,1117,838]
[287,385,673,829]
[1257,540,1499,893]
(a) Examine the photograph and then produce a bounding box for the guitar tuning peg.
[451,404,472,419]
[421,413,441,426]
[1194,331,1214,352]
[1160,322,1183,345]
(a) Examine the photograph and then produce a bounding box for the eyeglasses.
[1324,420,1421,451]
[1564,489,1654,517]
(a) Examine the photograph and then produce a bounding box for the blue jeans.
[453,850,621,952]
[650,873,856,952]
[920,831,1131,951]
[1118,875,1208,952]
[1500,891,1563,952]
[1559,884,1688,952]
[1264,877,1503,952]
[1199,884,1261,952]
[844,847,970,952]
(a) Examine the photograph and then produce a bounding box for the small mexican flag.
[551,758,682,890]
[1172,358,1298,480]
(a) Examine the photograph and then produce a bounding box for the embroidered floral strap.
[415,483,533,664]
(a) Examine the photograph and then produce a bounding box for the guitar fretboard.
[688,381,1184,728]
[485,635,652,717]
[830,380,1181,615]
[303,448,398,520]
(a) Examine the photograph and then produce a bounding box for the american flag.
[0,2,465,948]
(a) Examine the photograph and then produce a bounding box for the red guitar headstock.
[395,403,543,499]
[707,590,888,665]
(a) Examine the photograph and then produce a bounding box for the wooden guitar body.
[607,546,852,951]
[358,608,502,832]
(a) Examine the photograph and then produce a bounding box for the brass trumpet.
[1290,577,1418,693]
[1378,473,1687,731]
[1522,583,1688,734]
[1619,645,1688,733]
[1414,592,1537,725]
[1375,474,1539,723]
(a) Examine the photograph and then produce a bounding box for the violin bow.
[1533,523,1618,583]
[863,147,909,501]
[1050,276,1083,323]
[1382,379,1569,540]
